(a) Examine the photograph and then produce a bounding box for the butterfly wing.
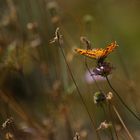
[75,48,104,59]
[102,41,118,58]
[75,41,118,60]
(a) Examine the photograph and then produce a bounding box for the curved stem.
[105,75,140,122]
[84,57,102,92]
[57,41,101,140]
[85,60,118,140]
[117,49,139,113]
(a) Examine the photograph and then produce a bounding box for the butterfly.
[75,41,118,61]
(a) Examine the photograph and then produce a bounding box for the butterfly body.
[75,41,118,61]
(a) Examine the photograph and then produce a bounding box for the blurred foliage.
[0,0,140,140]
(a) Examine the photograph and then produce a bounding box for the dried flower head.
[2,117,14,129]
[27,22,38,31]
[96,120,112,131]
[73,132,80,140]
[30,36,42,48]
[106,92,113,101]
[93,91,106,104]
[46,1,60,24]
[80,36,91,50]
[93,62,114,77]
[50,27,63,44]
[47,1,58,12]
[83,14,93,24]
[5,132,14,140]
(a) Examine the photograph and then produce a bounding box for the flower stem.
[100,104,114,140]
[113,105,134,140]
[105,75,140,122]
[57,39,101,140]
[84,57,102,92]
[108,101,119,140]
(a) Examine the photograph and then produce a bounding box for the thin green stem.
[117,49,139,114]
[85,58,117,139]
[105,75,140,122]
[57,40,101,140]
[84,57,102,92]
[100,104,114,140]
[108,101,119,140]
[113,105,134,140]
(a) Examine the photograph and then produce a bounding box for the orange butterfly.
[75,41,118,60]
